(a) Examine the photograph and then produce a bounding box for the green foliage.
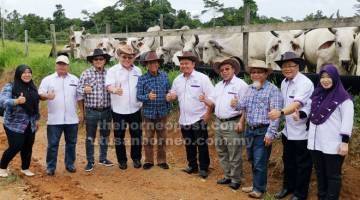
[353,95,360,127]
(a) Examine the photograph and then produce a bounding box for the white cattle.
[77,36,117,59]
[69,26,86,48]
[267,30,305,70]
[304,27,360,75]
[352,34,360,75]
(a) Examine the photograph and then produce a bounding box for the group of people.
[0,41,354,200]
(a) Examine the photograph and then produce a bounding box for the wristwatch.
[280,110,285,116]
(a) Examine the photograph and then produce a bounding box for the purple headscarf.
[310,64,352,125]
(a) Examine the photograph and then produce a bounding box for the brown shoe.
[248,191,263,199]
[241,186,253,193]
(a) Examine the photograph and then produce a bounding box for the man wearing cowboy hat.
[200,57,248,189]
[166,51,214,179]
[136,51,171,170]
[232,59,283,198]
[105,44,143,170]
[77,48,113,172]
[268,52,314,200]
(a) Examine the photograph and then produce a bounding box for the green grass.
[0,174,21,186]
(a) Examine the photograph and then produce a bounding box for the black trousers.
[311,150,344,200]
[282,135,312,199]
[180,120,210,171]
[112,110,142,163]
[0,124,35,170]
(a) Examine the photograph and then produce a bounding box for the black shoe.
[289,195,303,200]
[217,178,231,185]
[118,162,127,170]
[133,160,142,168]
[229,182,241,190]
[274,188,293,199]
[46,169,55,176]
[182,166,198,174]
[66,166,77,173]
[199,170,208,179]
[143,163,154,170]
[157,163,169,169]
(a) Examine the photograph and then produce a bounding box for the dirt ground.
[0,72,360,200]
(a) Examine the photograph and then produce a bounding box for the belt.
[248,124,269,130]
[86,107,111,112]
[217,114,241,123]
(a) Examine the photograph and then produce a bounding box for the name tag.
[133,74,140,77]
[69,84,77,87]
[228,92,237,95]
[190,85,200,87]
[289,95,294,98]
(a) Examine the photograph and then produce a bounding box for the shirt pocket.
[189,84,202,99]
[256,96,268,109]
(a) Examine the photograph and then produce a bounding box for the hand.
[84,85,92,94]
[268,109,281,120]
[148,90,157,101]
[201,112,211,124]
[15,93,26,105]
[264,135,273,146]
[230,96,238,109]
[292,108,300,121]
[338,142,349,156]
[166,90,176,102]
[78,113,85,126]
[113,86,123,96]
[47,89,56,100]
[235,121,245,133]
[199,92,206,102]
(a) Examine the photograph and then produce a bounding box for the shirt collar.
[55,72,68,78]
[250,80,269,90]
[223,76,235,86]
[285,72,300,83]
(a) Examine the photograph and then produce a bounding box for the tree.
[303,10,328,21]
[5,10,22,40]
[22,14,50,42]
[201,0,224,26]
[53,4,69,31]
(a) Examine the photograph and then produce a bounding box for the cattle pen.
[63,6,360,93]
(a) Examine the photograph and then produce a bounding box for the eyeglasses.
[282,64,297,69]
[121,55,134,60]
[220,67,232,72]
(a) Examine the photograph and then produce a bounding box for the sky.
[0,0,358,22]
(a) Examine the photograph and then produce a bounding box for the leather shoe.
[229,182,241,190]
[143,163,154,170]
[217,178,231,185]
[118,162,127,170]
[182,166,198,174]
[274,188,293,199]
[199,170,208,179]
[157,163,169,169]
[133,160,142,168]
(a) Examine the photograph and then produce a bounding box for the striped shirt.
[136,70,170,119]
[0,83,39,133]
[77,67,111,109]
[237,81,283,138]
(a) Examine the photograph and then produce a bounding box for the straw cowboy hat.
[246,59,273,73]
[275,51,305,71]
[140,51,164,66]
[212,57,241,75]
[87,48,111,64]
[116,44,138,56]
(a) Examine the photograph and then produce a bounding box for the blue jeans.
[85,108,112,163]
[245,127,272,193]
[46,124,78,171]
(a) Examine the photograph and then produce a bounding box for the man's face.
[55,62,69,75]
[219,63,235,81]
[92,56,106,70]
[249,68,267,83]
[146,60,160,74]
[119,53,135,68]
[179,59,195,75]
[281,61,299,79]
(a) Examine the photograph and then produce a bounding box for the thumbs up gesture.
[15,93,26,105]
[148,90,157,101]
[199,92,206,102]
[230,95,238,109]
[47,89,56,100]
[113,85,123,96]
[84,84,92,94]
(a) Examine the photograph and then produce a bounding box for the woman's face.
[21,69,32,83]
[320,72,333,89]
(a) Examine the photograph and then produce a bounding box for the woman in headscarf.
[0,64,40,177]
[307,64,353,200]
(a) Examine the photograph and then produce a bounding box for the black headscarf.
[12,64,40,116]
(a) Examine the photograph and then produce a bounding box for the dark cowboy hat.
[177,51,198,63]
[87,48,111,63]
[212,57,241,75]
[140,51,164,66]
[275,51,305,71]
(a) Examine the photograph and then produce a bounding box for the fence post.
[50,24,57,58]
[24,30,29,57]
[160,14,164,47]
[1,8,5,48]
[106,23,111,35]
[243,2,250,68]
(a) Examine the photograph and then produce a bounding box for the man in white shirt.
[166,51,214,179]
[38,55,82,176]
[105,44,143,170]
[268,52,314,200]
[202,57,248,189]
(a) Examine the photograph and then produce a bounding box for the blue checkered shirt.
[237,81,283,138]
[77,67,111,109]
[136,70,170,119]
[0,83,39,133]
